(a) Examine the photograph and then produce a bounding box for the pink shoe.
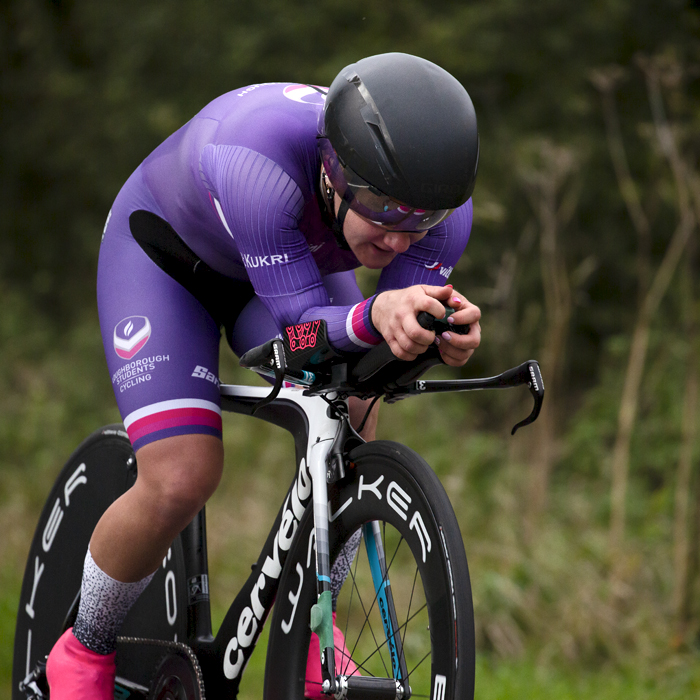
[46,628,116,700]
[305,612,359,699]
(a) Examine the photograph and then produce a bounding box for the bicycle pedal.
[18,659,48,700]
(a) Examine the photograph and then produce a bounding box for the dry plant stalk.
[590,65,652,304]
[672,261,698,644]
[593,55,696,586]
[676,166,700,643]
[518,139,579,539]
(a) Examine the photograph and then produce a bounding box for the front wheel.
[265,440,475,700]
[12,425,187,699]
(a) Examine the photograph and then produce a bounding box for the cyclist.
[46,52,481,699]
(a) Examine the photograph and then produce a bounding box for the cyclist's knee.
[133,434,223,528]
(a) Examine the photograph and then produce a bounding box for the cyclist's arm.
[201,144,383,352]
[371,202,481,365]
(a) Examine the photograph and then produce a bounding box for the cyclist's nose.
[383,231,412,254]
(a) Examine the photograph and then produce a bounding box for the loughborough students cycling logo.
[113,316,152,360]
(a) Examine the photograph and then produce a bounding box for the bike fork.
[308,457,411,697]
[308,435,337,694]
[363,522,410,685]
[306,399,411,699]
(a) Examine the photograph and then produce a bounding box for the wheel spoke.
[354,601,428,673]
[349,528,406,676]
[339,540,360,676]
[338,526,433,688]
[343,539,391,677]
[405,649,431,683]
[402,566,421,656]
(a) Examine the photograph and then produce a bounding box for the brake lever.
[250,339,287,414]
[508,360,545,435]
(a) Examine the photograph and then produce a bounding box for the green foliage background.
[2,0,700,697]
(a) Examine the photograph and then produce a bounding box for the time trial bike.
[13,309,544,700]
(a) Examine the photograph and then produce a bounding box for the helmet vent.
[345,70,406,189]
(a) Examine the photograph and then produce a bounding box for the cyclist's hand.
[371,285,459,361]
[435,291,481,367]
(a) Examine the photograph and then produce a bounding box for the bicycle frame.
[154,358,544,697]
[16,382,434,699]
[151,384,366,698]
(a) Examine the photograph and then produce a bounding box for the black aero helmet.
[319,52,479,232]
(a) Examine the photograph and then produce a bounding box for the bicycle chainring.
[118,637,205,700]
[148,650,203,700]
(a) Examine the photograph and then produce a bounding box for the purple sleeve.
[200,145,382,352]
[376,201,473,292]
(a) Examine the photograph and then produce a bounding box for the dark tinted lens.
[351,195,453,231]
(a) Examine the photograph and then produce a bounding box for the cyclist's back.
[137,84,351,278]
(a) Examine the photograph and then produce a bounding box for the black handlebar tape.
[416,310,434,329]
[351,341,399,382]
[444,320,471,335]
[352,305,469,382]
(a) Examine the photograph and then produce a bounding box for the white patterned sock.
[331,528,362,611]
[72,547,154,654]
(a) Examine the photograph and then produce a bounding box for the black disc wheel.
[12,425,187,699]
[264,440,475,700]
[149,650,204,700]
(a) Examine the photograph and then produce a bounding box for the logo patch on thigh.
[113,316,152,360]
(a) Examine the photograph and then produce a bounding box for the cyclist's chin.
[351,243,397,269]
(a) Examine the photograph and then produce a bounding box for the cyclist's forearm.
[297,297,382,353]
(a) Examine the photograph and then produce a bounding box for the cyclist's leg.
[47,186,225,698]
[89,434,222,583]
[46,434,223,698]
[12,424,194,699]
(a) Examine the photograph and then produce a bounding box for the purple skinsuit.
[97,83,473,450]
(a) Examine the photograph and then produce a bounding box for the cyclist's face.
[337,195,427,269]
